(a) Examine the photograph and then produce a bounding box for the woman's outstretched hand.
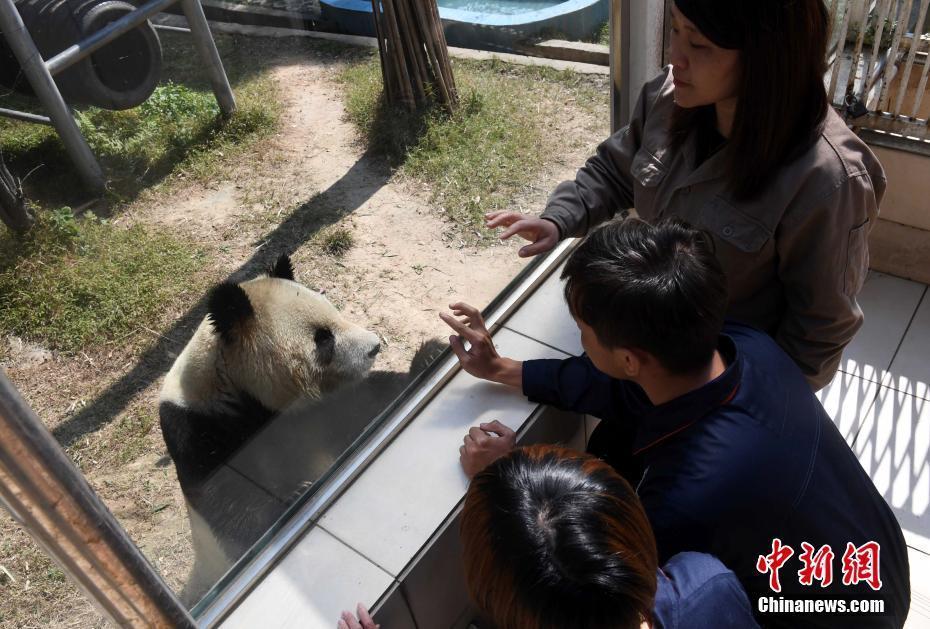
[485,211,559,258]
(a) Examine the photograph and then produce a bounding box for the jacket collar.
[631,334,742,455]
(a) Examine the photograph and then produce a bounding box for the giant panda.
[158,254,382,599]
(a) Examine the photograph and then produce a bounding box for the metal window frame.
[0,0,236,193]
[0,371,197,627]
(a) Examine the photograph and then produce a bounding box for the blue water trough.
[321,0,607,51]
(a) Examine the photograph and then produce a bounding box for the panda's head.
[206,254,381,410]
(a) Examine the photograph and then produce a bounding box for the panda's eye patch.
[314,327,335,365]
[314,327,334,347]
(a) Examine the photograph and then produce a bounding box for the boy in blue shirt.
[442,218,910,628]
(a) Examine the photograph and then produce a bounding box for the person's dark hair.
[461,445,658,629]
[670,0,830,200]
[562,217,727,374]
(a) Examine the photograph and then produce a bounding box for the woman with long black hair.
[488,0,883,391]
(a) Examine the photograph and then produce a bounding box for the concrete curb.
[153,15,610,75]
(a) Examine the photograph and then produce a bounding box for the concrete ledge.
[869,218,930,285]
[515,40,609,66]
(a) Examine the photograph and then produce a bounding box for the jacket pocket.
[631,149,667,187]
[700,197,773,253]
[844,219,870,296]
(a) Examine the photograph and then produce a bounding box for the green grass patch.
[594,21,610,46]
[0,208,206,353]
[317,225,355,256]
[0,32,280,205]
[339,56,553,229]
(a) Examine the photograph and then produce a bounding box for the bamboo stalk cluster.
[370,0,458,111]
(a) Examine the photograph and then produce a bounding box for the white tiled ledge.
[203,242,584,628]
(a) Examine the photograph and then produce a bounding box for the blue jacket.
[523,322,909,628]
[655,552,759,629]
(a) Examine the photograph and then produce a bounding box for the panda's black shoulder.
[159,394,274,488]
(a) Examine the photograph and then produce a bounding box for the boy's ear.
[619,348,643,378]
[207,282,254,343]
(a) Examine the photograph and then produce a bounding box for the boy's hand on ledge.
[460,420,517,479]
[338,604,379,629]
[440,302,522,389]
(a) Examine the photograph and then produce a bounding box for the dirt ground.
[0,44,608,627]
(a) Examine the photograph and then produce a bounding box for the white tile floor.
[813,271,930,629]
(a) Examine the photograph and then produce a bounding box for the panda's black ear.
[269,254,295,281]
[207,283,254,343]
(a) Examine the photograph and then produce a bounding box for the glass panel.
[0,4,608,623]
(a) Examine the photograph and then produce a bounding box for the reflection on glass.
[0,8,608,624]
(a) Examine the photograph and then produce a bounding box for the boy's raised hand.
[439,303,523,388]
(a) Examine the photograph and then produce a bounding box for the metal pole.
[45,0,177,76]
[0,369,196,628]
[179,0,237,116]
[609,0,629,133]
[0,107,52,125]
[0,0,106,193]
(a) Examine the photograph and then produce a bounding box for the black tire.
[0,0,162,110]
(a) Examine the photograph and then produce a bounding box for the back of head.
[562,218,727,375]
[461,445,658,629]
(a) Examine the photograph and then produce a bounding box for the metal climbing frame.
[0,0,237,193]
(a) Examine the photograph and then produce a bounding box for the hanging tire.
[0,0,162,110]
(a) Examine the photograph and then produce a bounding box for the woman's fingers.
[485,211,522,228]
[498,221,534,242]
[518,235,557,258]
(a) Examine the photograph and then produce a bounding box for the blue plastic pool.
[438,0,561,14]
[321,0,608,51]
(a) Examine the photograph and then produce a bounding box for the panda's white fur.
[158,254,380,600]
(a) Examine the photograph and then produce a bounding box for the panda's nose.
[368,343,381,358]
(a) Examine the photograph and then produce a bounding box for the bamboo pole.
[381,0,415,108]
[370,0,457,111]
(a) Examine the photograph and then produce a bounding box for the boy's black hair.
[562,218,728,374]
